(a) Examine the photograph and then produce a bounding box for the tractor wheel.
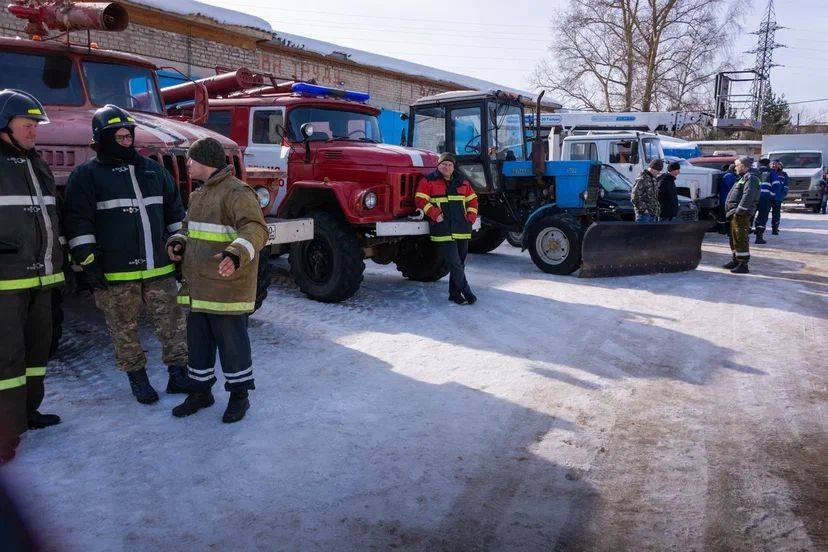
[505,230,524,248]
[395,237,448,282]
[468,226,507,254]
[289,211,364,303]
[526,214,583,275]
[254,246,272,311]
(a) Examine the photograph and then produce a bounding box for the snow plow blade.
[579,220,714,278]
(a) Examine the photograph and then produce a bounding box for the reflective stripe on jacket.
[415,170,478,242]
[167,166,268,315]
[0,140,64,292]
[64,154,184,283]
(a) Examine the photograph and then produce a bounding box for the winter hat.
[648,158,664,171]
[187,137,226,168]
[667,161,681,172]
[758,157,770,166]
[437,152,456,165]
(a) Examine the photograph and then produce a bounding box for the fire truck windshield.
[0,51,84,105]
[82,61,163,113]
[288,107,382,143]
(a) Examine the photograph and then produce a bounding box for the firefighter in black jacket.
[64,105,189,405]
[0,90,63,465]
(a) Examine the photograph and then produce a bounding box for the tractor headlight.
[363,191,377,210]
[254,186,270,208]
[580,190,589,201]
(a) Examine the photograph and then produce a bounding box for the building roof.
[130,0,272,33]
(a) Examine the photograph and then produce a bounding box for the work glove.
[81,256,108,290]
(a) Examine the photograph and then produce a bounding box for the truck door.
[245,107,289,171]
[448,105,491,192]
[607,138,640,176]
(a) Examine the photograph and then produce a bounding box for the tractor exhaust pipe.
[532,90,545,178]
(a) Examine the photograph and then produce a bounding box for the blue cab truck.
[406,90,712,277]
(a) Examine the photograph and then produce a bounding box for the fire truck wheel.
[468,227,507,254]
[254,246,272,311]
[394,237,449,282]
[289,211,365,303]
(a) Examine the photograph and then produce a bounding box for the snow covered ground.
[3,212,826,551]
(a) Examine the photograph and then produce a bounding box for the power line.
[788,97,828,105]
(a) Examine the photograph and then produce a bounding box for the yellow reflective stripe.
[452,233,472,239]
[177,295,190,305]
[189,230,239,242]
[190,299,255,312]
[27,108,43,115]
[0,375,26,391]
[422,203,434,214]
[467,207,478,214]
[415,192,431,201]
[26,367,46,377]
[466,193,478,201]
[432,197,449,204]
[430,235,454,242]
[0,272,65,291]
[81,253,95,266]
[105,264,175,282]
[107,117,122,124]
[447,195,466,201]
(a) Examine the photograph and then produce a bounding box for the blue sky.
[201,0,826,120]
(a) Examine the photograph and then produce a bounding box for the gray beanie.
[187,137,226,168]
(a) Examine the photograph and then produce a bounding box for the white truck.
[528,112,721,215]
[762,134,828,213]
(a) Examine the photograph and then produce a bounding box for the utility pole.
[747,0,785,124]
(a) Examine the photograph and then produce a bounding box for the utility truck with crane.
[407,90,712,277]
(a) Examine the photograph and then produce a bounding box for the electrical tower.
[747,0,784,122]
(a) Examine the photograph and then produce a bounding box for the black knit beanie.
[187,137,226,168]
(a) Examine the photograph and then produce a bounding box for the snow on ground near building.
[2,213,826,550]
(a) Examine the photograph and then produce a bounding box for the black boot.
[448,293,466,305]
[730,262,750,274]
[172,391,215,418]
[755,232,766,244]
[462,289,477,305]
[722,259,739,269]
[771,226,779,235]
[222,391,250,424]
[27,411,61,429]
[127,369,159,405]
[166,365,190,395]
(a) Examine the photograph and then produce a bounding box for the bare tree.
[532,0,749,112]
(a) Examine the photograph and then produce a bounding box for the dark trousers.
[0,289,51,452]
[438,240,471,298]
[754,197,771,233]
[771,200,782,230]
[186,311,254,393]
[728,213,751,263]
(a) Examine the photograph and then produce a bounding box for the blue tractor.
[407,90,711,277]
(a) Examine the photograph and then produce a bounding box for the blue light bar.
[291,82,370,103]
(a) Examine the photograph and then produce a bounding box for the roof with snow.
[130,0,272,33]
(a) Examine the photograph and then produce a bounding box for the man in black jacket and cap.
[657,161,681,221]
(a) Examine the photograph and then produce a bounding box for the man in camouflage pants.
[64,105,189,404]
[723,156,761,274]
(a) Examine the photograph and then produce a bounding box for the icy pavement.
[2,213,826,551]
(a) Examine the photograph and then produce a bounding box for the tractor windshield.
[288,107,382,142]
[487,102,526,161]
[82,61,163,113]
[0,51,84,105]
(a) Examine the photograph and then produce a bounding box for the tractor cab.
[408,90,527,194]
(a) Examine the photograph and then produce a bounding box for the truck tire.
[811,204,822,213]
[468,227,507,254]
[289,211,364,303]
[526,214,582,275]
[505,230,523,248]
[254,246,272,311]
[395,236,448,281]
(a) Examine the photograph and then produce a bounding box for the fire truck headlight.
[363,192,377,210]
[254,186,270,208]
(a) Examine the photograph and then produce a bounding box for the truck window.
[0,52,83,105]
[411,106,446,153]
[287,107,382,142]
[609,140,639,164]
[451,107,482,155]
[204,110,232,137]
[641,138,661,163]
[82,61,163,113]
[570,142,598,161]
[251,110,284,144]
[771,152,822,169]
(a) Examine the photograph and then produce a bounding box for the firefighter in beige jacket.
[166,137,268,423]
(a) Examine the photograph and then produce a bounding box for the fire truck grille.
[37,148,76,168]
